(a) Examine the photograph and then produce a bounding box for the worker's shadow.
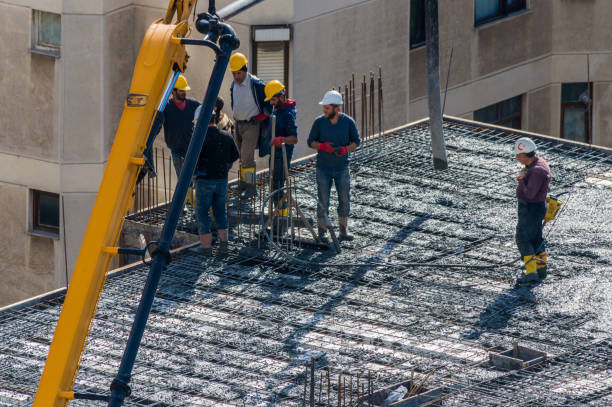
[461,282,539,341]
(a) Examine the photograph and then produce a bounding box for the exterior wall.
[3,0,612,306]
[0,184,59,307]
[293,0,409,158]
[406,0,612,148]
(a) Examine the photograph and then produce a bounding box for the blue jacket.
[230,73,269,115]
[259,99,297,157]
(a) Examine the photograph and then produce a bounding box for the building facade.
[0,0,610,306]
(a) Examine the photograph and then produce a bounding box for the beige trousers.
[234,121,260,168]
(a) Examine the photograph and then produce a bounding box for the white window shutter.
[255,42,286,86]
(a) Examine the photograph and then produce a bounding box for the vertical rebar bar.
[304,362,308,407]
[318,371,322,407]
[370,72,375,140]
[162,149,167,205]
[361,76,366,138]
[351,73,356,119]
[310,357,315,407]
[378,66,384,136]
[327,368,331,407]
[337,373,341,407]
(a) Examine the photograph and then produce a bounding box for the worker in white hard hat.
[228,52,270,198]
[152,74,201,177]
[307,90,361,242]
[513,137,551,284]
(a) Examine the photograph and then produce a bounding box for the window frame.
[251,25,291,96]
[474,0,527,27]
[31,190,60,238]
[410,0,426,50]
[31,9,61,57]
[560,83,592,144]
[473,95,522,129]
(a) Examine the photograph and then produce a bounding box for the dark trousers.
[270,147,293,208]
[515,201,546,257]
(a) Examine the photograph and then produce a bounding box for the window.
[32,10,61,56]
[561,83,592,143]
[474,95,522,129]
[410,0,426,49]
[252,26,290,93]
[474,0,526,26]
[32,190,60,236]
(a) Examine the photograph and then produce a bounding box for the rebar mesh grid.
[1,118,610,406]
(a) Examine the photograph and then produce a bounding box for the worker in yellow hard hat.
[263,80,297,215]
[228,52,270,199]
[151,74,200,178]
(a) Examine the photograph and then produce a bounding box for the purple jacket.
[516,156,551,203]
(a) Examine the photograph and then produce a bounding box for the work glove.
[336,146,349,156]
[253,113,268,122]
[272,136,283,148]
[516,167,527,181]
[318,141,335,154]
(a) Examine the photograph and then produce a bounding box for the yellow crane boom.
[34,1,196,405]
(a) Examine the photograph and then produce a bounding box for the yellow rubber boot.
[536,251,547,279]
[241,167,256,199]
[185,185,196,206]
[517,255,540,284]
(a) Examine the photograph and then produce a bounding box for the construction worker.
[215,96,234,133]
[514,137,551,284]
[307,90,361,242]
[193,105,240,256]
[264,80,297,214]
[157,74,200,177]
[229,52,269,198]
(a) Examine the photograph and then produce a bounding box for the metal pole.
[107,26,238,407]
[425,0,448,170]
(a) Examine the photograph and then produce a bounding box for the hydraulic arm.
[34,0,264,404]
[34,1,196,406]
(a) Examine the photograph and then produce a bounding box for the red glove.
[318,141,335,153]
[337,146,349,156]
[516,176,523,181]
[272,137,283,148]
[253,113,268,122]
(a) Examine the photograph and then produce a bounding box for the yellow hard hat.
[264,80,286,101]
[174,74,191,91]
[229,53,248,72]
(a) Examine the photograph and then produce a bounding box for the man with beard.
[158,74,201,176]
[263,80,297,214]
[307,90,360,242]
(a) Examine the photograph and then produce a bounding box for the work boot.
[217,241,229,257]
[197,246,213,257]
[536,251,547,279]
[516,255,540,285]
[338,217,354,241]
[240,166,256,199]
[318,227,329,244]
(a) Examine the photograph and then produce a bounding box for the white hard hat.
[514,137,536,155]
[319,90,343,106]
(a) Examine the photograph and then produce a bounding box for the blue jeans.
[195,178,228,235]
[316,166,351,220]
[171,151,184,177]
[515,201,546,257]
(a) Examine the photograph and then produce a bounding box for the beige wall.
[407,0,612,147]
[293,0,410,157]
[0,184,60,307]
[4,0,612,306]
